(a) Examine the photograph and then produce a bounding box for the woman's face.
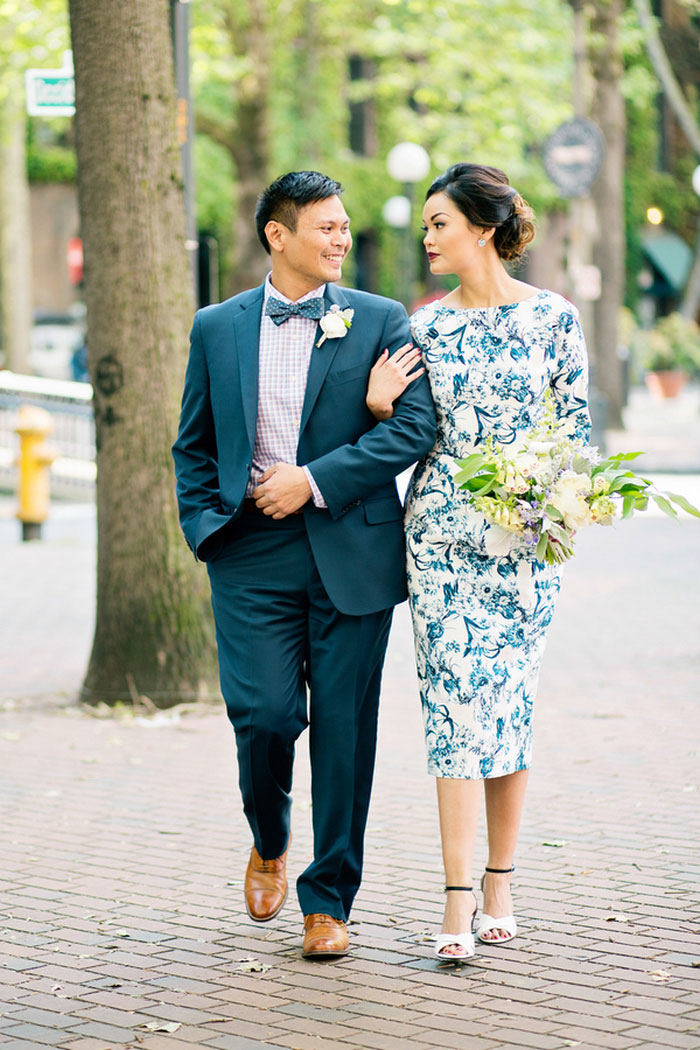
[421,191,490,275]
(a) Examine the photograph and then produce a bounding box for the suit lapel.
[232,286,264,450]
[299,284,351,434]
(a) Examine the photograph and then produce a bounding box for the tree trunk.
[589,0,626,428]
[681,213,700,321]
[68,0,218,704]
[632,0,700,156]
[224,0,271,295]
[0,85,32,374]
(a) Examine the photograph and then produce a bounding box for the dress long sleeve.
[550,306,592,443]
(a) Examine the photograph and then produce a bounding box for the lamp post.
[385,142,430,308]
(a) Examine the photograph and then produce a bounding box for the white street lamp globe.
[386,142,430,184]
[382,195,412,229]
[692,164,700,198]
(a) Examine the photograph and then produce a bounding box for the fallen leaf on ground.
[238,957,271,973]
[137,1020,181,1033]
[134,710,182,727]
[541,840,568,847]
[649,970,673,982]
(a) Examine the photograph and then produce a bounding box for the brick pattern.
[1,515,699,1050]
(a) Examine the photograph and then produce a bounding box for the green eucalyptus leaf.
[651,493,678,518]
[469,472,500,497]
[603,451,646,464]
[546,521,570,544]
[666,492,700,519]
[621,493,636,519]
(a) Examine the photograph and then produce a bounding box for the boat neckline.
[424,289,548,312]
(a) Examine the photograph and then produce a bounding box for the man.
[172,171,435,958]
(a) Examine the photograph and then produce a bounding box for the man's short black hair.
[255,171,343,254]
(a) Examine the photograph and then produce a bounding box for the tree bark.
[633,0,700,155]
[681,213,700,321]
[633,0,700,321]
[68,0,218,704]
[0,85,32,373]
[223,0,271,295]
[589,0,626,428]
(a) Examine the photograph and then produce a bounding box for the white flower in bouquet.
[548,472,593,530]
[453,391,700,564]
[512,451,541,478]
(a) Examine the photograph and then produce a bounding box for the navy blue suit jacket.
[172,281,436,615]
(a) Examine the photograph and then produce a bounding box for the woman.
[367,163,590,959]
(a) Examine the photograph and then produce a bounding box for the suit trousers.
[207,511,393,920]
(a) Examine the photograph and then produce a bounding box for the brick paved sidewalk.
[1,515,699,1050]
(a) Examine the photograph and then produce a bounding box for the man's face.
[272,196,352,287]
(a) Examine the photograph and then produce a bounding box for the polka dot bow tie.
[265,297,325,326]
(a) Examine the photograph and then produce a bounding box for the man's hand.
[253,463,312,518]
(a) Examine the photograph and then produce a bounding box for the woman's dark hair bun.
[426,164,535,262]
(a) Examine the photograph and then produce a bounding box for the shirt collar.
[264,272,326,305]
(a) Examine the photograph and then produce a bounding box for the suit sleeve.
[305,301,437,519]
[171,311,221,552]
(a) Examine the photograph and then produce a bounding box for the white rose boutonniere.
[316,304,354,347]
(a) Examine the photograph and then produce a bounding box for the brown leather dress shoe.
[244,842,289,922]
[302,913,349,959]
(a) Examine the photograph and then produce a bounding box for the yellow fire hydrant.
[15,404,56,541]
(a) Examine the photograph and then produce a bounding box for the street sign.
[542,117,604,198]
[25,53,75,117]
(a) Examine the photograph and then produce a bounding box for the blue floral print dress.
[405,291,591,779]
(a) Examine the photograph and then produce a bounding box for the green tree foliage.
[0,0,69,89]
[0,0,71,369]
[191,0,578,295]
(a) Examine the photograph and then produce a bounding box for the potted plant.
[635,313,700,399]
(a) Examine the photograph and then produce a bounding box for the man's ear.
[265,220,287,254]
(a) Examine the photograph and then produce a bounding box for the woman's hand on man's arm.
[366,342,425,421]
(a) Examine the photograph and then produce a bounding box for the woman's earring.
[477,237,486,247]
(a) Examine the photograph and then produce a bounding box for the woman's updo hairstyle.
[426,163,535,263]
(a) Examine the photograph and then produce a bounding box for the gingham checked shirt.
[245,274,326,507]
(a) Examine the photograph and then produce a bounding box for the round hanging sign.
[542,117,605,198]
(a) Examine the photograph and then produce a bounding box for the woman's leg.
[436,777,481,953]
[481,768,529,939]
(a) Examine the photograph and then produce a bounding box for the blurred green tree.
[0,0,68,370]
[191,0,575,296]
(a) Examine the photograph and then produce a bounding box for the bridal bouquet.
[454,396,699,564]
